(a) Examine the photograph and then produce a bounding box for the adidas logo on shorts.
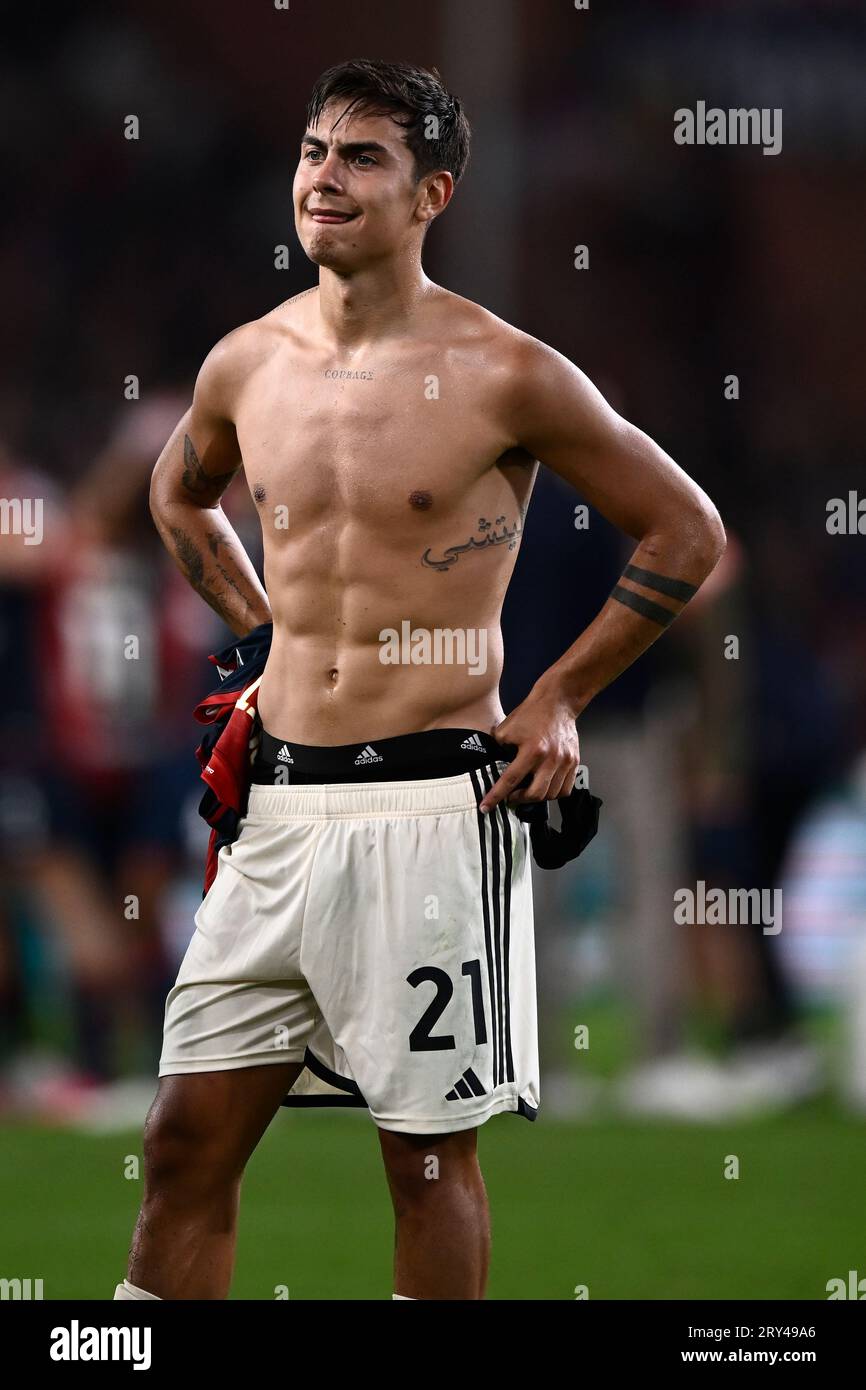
[354,744,383,765]
[276,744,294,764]
[460,733,485,752]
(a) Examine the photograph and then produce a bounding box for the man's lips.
[308,209,358,224]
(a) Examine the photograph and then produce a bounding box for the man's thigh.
[146,1061,306,1176]
[377,1124,479,1192]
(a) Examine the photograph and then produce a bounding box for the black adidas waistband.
[251,723,518,784]
[249,716,604,870]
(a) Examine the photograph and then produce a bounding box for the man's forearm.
[538,521,726,717]
[152,499,271,638]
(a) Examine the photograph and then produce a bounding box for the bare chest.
[235,352,520,527]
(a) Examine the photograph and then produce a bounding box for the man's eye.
[301,150,375,166]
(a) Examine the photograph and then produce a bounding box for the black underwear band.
[251,721,518,784]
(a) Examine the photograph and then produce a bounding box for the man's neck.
[315,259,434,352]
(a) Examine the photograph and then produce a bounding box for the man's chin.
[304,243,362,272]
[305,246,345,269]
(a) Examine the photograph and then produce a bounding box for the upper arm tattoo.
[180,433,239,502]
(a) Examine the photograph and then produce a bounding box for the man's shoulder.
[206,297,310,371]
[197,297,313,409]
[261,286,320,334]
[432,288,557,395]
[434,288,548,370]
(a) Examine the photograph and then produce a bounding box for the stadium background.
[1,0,865,1299]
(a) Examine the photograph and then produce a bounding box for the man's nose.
[312,153,344,191]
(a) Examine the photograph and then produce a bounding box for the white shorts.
[159,764,539,1134]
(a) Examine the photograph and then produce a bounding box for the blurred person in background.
[778,747,866,1113]
[616,532,831,1118]
[0,442,83,1114]
[0,398,255,1122]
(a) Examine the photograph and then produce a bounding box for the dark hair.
[306,58,471,187]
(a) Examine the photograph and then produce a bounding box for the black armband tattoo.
[611,584,678,628]
[621,564,698,603]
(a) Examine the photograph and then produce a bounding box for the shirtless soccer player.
[115,59,725,1301]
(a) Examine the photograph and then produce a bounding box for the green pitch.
[0,1098,861,1300]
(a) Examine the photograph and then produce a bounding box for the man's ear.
[418,170,454,225]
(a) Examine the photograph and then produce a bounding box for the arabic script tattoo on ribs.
[421,514,524,572]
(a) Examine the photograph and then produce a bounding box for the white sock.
[114,1278,162,1301]
[392,1293,416,1299]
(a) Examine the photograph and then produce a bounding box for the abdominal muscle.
[252,495,521,746]
[256,624,507,746]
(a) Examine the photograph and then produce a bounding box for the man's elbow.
[149,446,180,520]
[148,469,162,526]
[148,460,172,531]
[688,503,727,579]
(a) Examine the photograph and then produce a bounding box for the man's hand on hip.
[480,682,581,813]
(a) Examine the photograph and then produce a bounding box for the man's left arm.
[481,335,726,812]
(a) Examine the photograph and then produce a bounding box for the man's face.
[294,101,431,271]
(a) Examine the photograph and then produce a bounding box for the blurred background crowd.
[1,0,865,1140]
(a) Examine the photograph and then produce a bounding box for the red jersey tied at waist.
[193,621,273,896]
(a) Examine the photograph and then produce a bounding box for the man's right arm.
[149,331,272,638]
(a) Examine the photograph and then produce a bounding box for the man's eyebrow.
[300,132,390,156]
